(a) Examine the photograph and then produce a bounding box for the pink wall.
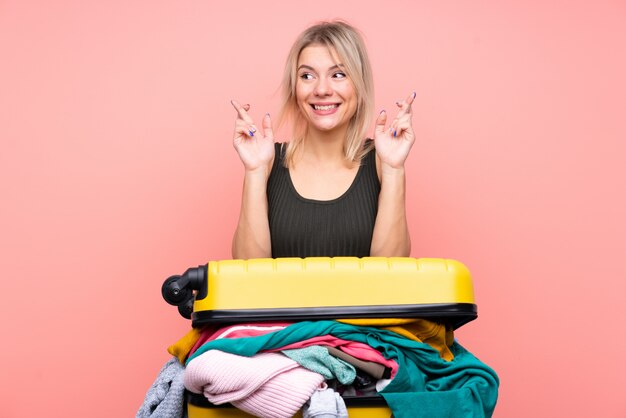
[1,1,625,416]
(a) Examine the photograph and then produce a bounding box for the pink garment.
[189,322,293,357]
[266,335,399,378]
[185,350,324,418]
[213,324,291,340]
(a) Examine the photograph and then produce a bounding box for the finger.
[394,120,414,141]
[235,119,256,138]
[235,119,255,131]
[389,115,401,137]
[262,113,274,140]
[394,91,416,118]
[375,110,387,135]
[234,126,254,139]
[391,111,414,137]
[396,112,412,125]
[405,91,416,106]
[231,99,254,123]
[402,91,416,114]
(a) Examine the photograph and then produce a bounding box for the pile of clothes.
[137,319,499,418]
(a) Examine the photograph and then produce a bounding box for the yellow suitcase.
[162,257,477,417]
[163,257,476,329]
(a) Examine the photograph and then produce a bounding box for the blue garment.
[187,320,499,417]
[136,357,185,418]
[282,345,356,384]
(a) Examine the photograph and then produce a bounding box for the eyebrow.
[297,64,345,72]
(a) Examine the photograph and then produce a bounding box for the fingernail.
[412,91,416,98]
[249,131,254,137]
[380,109,386,115]
[266,113,270,117]
[393,130,397,137]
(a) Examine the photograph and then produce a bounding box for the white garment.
[303,386,348,418]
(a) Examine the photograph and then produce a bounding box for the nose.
[314,77,332,97]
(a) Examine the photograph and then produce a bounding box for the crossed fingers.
[388,91,415,137]
[231,99,258,138]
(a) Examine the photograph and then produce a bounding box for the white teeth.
[313,104,338,111]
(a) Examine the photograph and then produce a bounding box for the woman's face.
[295,44,357,135]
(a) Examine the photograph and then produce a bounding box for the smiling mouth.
[311,104,339,111]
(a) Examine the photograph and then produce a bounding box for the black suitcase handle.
[161,265,207,319]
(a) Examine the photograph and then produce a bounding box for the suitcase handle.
[161,265,206,319]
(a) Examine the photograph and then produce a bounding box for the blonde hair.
[278,20,374,167]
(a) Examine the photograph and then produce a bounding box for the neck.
[302,125,349,162]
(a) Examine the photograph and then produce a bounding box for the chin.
[308,115,347,132]
[312,123,343,133]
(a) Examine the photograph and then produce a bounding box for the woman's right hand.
[231,99,275,175]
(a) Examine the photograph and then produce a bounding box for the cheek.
[340,86,357,109]
[295,92,306,110]
[296,86,313,114]
[338,83,356,103]
[295,84,307,104]
[345,95,358,119]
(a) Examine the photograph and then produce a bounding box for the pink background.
[1,1,625,417]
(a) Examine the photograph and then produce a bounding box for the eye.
[333,72,347,79]
[299,72,314,80]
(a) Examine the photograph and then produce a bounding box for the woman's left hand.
[374,91,416,169]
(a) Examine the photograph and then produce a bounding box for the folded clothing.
[184,350,324,418]
[338,318,455,361]
[326,346,390,379]
[188,323,292,359]
[282,345,356,384]
[266,334,399,378]
[167,327,205,364]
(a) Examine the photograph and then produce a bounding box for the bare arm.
[229,100,275,259]
[232,168,272,259]
[370,92,416,257]
[370,164,411,256]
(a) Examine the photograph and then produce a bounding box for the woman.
[231,21,415,259]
